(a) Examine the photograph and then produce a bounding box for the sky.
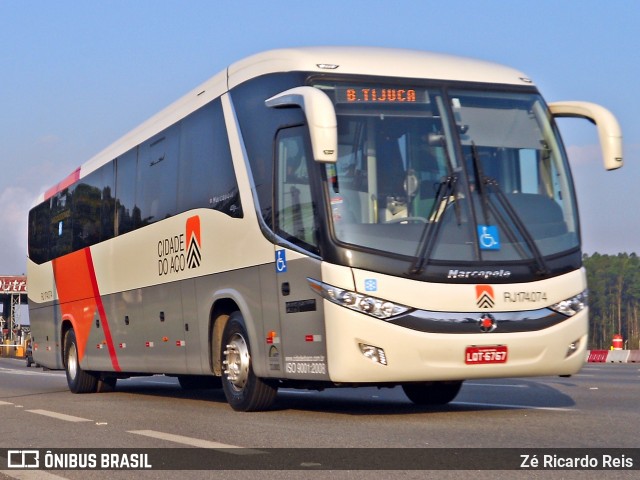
[1,0,638,278]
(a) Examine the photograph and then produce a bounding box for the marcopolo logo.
[448,269,511,280]
[157,216,201,276]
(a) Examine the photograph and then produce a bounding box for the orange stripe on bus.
[52,247,121,371]
[186,215,201,246]
[44,168,81,200]
[84,248,120,372]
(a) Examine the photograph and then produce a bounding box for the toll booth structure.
[1,276,28,355]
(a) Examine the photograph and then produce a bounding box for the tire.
[220,312,277,411]
[402,381,463,406]
[178,375,222,390]
[64,329,98,394]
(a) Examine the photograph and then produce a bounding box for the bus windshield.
[321,83,579,267]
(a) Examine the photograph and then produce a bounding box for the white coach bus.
[27,47,623,411]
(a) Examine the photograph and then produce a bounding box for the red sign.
[465,345,508,365]
[0,276,27,294]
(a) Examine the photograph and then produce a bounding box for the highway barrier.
[627,350,640,363]
[586,350,640,363]
[587,350,608,362]
[607,350,630,363]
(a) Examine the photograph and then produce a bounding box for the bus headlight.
[307,278,412,319]
[549,290,588,317]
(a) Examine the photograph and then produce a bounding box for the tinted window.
[275,126,319,252]
[230,73,307,227]
[178,99,242,217]
[138,125,180,225]
[49,188,73,259]
[72,163,115,250]
[30,95,246,263]
[28,200,50,264]
[115,148,139,235]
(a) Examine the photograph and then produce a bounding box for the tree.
[583,253,640,349]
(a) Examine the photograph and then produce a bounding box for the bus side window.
[137,125,180,225]
[49,189,73,259]
[115,148,139,235]
[178,99,242,217]
[28,200,51,264]
[274,127,319,252]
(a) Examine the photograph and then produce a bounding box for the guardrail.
[587,350,640,363]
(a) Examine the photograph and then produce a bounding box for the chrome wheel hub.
[68,342,78,380]
[223,333,250,391]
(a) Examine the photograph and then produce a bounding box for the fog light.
[359,343,387,365]
[565,339,580,358]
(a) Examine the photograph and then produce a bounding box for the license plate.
[465,345,508,364]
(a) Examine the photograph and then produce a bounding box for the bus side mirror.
[266,86,338,163]
[549,101,623,171]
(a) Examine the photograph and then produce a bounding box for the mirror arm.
[549,101,623,170]
[266,86,338,163]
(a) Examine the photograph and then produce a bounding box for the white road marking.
[0,367,63,376]
[128,430,264,455]
[452,401,574,411]
[0,400,14,406]
[26,409,93,422]
[0,454,68,480]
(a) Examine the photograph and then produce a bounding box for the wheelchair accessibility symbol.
[275,250,287,273]
[477,225,501,251]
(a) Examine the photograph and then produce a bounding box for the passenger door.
[272,127,329,381]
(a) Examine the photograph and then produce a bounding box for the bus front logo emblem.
[478,313,497,333]
[186,216,202,269]
[476,285,495,309]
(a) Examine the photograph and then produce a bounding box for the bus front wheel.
[64,329,98,394]
[402,380,463,406]
[220,312,277,411]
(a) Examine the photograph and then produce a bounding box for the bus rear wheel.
[220,312,277,411]
[402,381,463,406]
[64,329,98,394]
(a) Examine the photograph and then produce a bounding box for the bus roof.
[228,46,532,88]
[36,47,534,204]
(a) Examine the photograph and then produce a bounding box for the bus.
[27,47,623,411]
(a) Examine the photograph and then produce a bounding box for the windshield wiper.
[469,143,549,276]
[484,178,549,275]
[409,171,459,275]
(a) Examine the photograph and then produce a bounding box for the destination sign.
[335,87,429,104]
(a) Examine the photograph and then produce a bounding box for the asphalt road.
[0,357,638,479]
